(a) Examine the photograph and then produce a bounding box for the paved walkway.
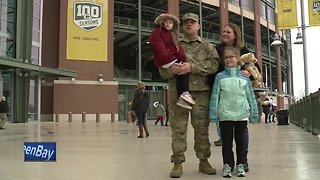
[0,120,320,180]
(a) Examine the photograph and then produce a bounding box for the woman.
[213,23,261,83]
[209,23,261,172]
[262,98,271,123]
[131,81,150,138]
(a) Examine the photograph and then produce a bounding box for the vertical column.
[15,70,30,123]
[219,0,229,35]
[138,0,142,81]
[15,0,33,123]
[167,0,179,17]
[285,30,293,105]
[253,0,263,79]
[275,13,284,109]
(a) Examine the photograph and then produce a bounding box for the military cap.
[182,13,199,22]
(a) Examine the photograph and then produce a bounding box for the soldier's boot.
[143,123,149,137]
[170,163,182,178]
[199,159,216,175]
[137,125,143,138]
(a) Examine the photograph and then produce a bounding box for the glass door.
[0,70,13,122]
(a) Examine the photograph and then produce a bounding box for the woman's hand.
[241,70,250,77]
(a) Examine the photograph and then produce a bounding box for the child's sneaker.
[176,97,192,110]
[244,163,249,172]
[180,92,195,105]
[223,164,232,178]
[214,139,222,146]
[236,164,246,177]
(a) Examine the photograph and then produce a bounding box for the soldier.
[159,13,220,178]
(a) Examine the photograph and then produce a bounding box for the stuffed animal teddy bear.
[239,52,262,88]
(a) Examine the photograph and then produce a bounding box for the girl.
[209,47,258,178]
[149,13,195,110]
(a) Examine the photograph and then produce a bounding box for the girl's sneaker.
[236,164,246,177]
[223,164,232,178]
[180,92,195,105]
[176,97,192,110]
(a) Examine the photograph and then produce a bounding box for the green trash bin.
[277,109,289,125]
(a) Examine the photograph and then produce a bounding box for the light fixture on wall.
[294,29,303,44]
[271,34,283,46]
[98,73,103,82]
[71,77,76,81]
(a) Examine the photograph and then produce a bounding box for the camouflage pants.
[169,90,211,163]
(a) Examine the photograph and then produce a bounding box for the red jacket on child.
[149,25,186,68]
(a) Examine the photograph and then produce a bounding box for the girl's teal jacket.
[209,67,259,123]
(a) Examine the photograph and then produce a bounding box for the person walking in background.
[149,13,195,110]
[209,23,260,171]
[0,96,9,130]
[209,47,258,178]
[269,98,277,122]
[262,98,271,123]
[131,82,150,138]
[159,13,220,178]
[154,102,166,126]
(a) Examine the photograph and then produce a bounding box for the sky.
[290,0,320,98]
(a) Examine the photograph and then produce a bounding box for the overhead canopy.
[0,57,76,77]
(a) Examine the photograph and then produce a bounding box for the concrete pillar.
[253,0,263,78]
[275,13,284,109]
[219,0,229,35]
[167,0,179,17]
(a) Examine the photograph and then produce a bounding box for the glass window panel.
[0,0,16,58]
[31,46,39,60]
[261,2,266,18]
[268,6,275,23]
[32,30,40,42]
[33,3,41,17]
[33,17,40,31]
[114,0,139,80]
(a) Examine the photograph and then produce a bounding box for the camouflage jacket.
[159,36,219,91]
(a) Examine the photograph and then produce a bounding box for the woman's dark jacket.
[0,101,9,113]
[131,88,150,113]
[262,101,271,113]
[208,43,261,89]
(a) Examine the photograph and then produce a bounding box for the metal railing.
[289,88,320,135]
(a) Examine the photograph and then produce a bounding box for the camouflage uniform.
[160,36,220,163]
